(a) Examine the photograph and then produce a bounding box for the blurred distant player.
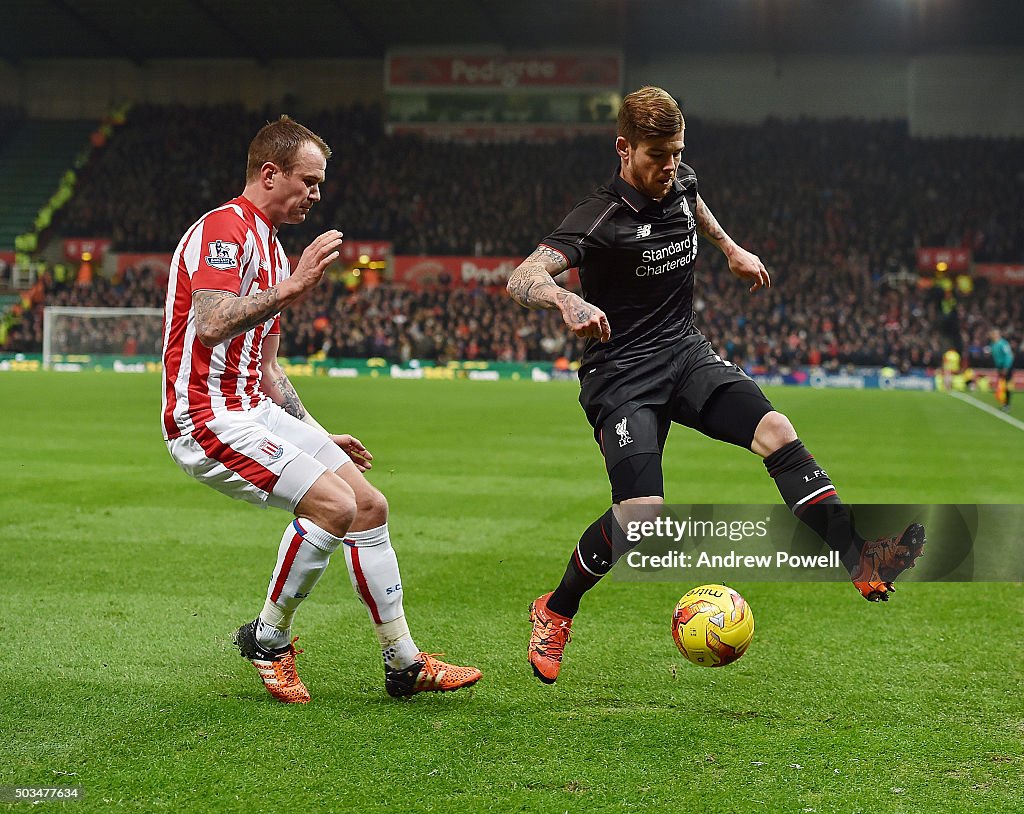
[942,346,961,391]
[161,116,480,703]
[989,329,1014,410]
[508,87,925,684]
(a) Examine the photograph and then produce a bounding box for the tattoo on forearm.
[193,288,282,344]
[509,266,558,308]
[273,371,307,420]
[507,247,570,309]
[695,196,727,243]
[555,290,596,324]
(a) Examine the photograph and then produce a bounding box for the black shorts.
[578,333,772,492]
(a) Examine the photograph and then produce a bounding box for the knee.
[301,475,357,538]
[752,411,797,457]
[356,485,389,527]
[613,496,665,528]
[323,485,357,537]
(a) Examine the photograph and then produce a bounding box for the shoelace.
[417,653,479,684]
[276,637,305,683]
[534,619,572,653]
[418,653,447,673]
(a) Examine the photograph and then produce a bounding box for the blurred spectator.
[5,105,1022,370]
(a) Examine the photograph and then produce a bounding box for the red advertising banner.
[916,247,971,272]
[973,263,1024,286]
[387,53,622,90]
[387,123,615,142]
[118,252,172,274]
[114,252,581,289]
[64,237,112,262]
[393,255,579,288]
[0,251,14,265]
[117,241,392,276]
[340,240,392,263]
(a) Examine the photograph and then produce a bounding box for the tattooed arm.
[260,334,310,421]
[695,194,771,293]
[259,334,374,471]
[507,245,611,342]
[192,288,285,347]
[192,229,343,347]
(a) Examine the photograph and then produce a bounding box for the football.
[672,584,754,667]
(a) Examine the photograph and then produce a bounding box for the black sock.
[764,439,863,573]
[547,508,624,618]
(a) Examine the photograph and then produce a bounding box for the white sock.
[377,615,420,671]
[343,523,420,669]
[255,618,291,651]
[257,518,341,650]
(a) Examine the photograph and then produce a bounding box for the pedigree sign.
[387,53,622,90]
[392,256,579,288]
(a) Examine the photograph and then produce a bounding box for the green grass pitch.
[1,372,1021,813]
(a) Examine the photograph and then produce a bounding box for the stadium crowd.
[3,104,1022,370]
[7,260,1020,373]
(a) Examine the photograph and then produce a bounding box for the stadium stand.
[0,117,95,251]
[5,105,1023,370]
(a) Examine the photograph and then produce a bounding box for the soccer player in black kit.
[508,86,925,684]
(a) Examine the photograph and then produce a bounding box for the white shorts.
[165,401,351,512]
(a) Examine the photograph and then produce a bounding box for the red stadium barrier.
[114,251,579,289]
[974,263,1024,286]
[392,255,579,288]
[916,247,971,272]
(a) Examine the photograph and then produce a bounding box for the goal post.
[42,306,164,368]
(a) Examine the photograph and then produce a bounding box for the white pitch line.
[947,390,1024,431]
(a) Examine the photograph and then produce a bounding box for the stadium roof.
[2,0,1022,65]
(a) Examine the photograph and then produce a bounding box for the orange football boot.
[851,523,926,602]
[528,592,573,684]
[233,620,310,704]
[385,653,482,697]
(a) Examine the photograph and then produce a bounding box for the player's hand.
[726,245,771,293]
[330,433,373,472]
[292,229,344,291]
[557,292,612,342]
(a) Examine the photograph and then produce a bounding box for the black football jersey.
[540,165,700,366]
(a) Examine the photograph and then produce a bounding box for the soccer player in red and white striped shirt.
[162,116,480,702]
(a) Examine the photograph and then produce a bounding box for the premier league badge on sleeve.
[205,240,240,269]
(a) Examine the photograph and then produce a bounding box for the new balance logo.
[636,223,652,239]
[616,417,633,447]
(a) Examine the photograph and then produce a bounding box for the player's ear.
[615,136,631,162]
[261,162,278,188]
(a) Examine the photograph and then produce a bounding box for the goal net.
[42,306,164,368]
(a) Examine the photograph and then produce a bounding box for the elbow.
[506,274,524,304]
[195,323,222,348]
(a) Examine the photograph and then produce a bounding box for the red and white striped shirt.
[161,196,290,440]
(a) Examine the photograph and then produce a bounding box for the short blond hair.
[617,86,684,146]
[246,115,331,181]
